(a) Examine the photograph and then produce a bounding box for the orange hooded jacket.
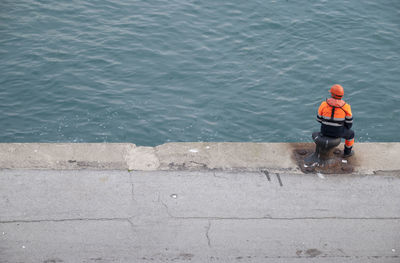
[317,98,353,137]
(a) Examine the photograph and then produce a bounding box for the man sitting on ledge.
[317,84,355,157]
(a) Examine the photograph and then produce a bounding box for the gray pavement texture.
[1,169,400,263]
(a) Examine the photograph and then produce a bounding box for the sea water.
[1,0,399,146]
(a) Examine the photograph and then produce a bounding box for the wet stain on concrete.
[305,248,322,257]
[99,177,108,182]
[295,249,322,258]
[290,143,356,174]
[178,253,194,260]
[170,161,209,170]
[138,253,196,262]
[43,259,64,263]
[276,173,283,186]
[262,170,271,181]
[61,160,120,169]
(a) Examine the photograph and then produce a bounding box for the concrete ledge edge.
[1,142,400,174]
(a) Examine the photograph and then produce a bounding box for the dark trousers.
[342,127,355,141]
[321,125,354,148]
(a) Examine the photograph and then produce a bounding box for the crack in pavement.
[126,217,136,230]
[159,198,175,218]
[170,216,400,220]
[233,255,400,259]
[129,173,135,202]
[160,198,221,249]
[0,217,132,224]
[155,197,400,221]
[6,196,396,225]
[2,215,398,225]
[205,220,211,248]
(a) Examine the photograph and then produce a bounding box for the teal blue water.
[1,0,399,146]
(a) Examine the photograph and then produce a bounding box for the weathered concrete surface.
[155,142,296,171]
[1,142,400,174]
[1,169,399,262]
[0,143,133,170]
[354,143,400,174]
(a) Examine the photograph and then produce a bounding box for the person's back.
[316,84,355,157]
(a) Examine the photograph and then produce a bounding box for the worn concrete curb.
[0,143,399,174]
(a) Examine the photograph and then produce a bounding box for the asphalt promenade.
[0,143,399,262]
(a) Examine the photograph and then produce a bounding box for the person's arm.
[317,102,324,123]
[344,104,353,129]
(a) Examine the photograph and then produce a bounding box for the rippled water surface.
[1,0,399,145]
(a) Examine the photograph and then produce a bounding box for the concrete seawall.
[1,142,399,174]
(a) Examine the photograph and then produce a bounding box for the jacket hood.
[326,98,346,108]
